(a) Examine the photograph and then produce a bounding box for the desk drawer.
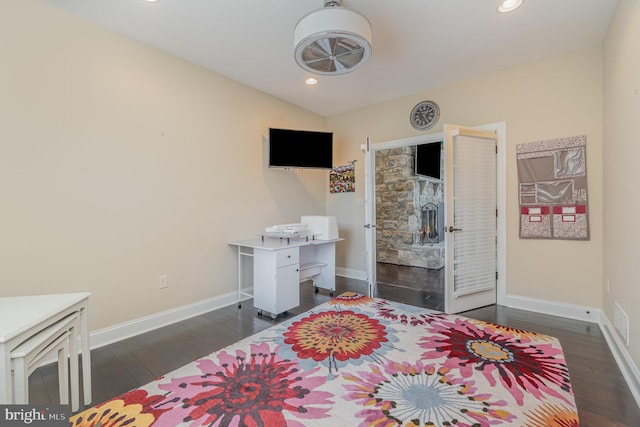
[276,248,298,267]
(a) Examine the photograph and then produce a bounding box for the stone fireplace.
[376,146,444,270]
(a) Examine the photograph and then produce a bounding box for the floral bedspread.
[70,293,579,426]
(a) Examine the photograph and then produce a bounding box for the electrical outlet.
[159,274,168,289]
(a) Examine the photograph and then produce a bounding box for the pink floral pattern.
[419,316,573,405]
[372,298,445,326]
[155,342,332,426]
[282,309,388,373]
[70,295,580,426]
[342,360,516,426]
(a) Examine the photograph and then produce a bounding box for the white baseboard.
[88,271,366,351]
[89,291,242,350]
[336,267,367,281]
[504,294,600,323]
[599,312,640,407]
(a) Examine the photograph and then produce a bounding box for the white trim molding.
[600,312,640,407]
[505,294,600,323]
[89,291,241,350]
[336,267,367,281]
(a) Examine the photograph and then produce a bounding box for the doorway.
[362,123,507,313]
[374,143,445,310]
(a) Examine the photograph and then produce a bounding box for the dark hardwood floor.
[376,262,444,310]
[29,274,639,426]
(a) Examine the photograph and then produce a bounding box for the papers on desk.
[264,216,339,240]
[264,223,307,238]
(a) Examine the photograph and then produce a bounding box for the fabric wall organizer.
[516,135,589,240]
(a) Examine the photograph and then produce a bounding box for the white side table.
[0,293,91,407]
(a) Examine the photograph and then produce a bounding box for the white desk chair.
[11,312,80,410]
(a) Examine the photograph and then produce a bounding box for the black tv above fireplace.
[415,141,442,180]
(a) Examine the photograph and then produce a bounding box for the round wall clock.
[410,100,440,130]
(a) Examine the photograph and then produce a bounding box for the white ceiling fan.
[293,0,372,76]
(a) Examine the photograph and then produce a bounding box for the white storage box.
[301,216,339,240]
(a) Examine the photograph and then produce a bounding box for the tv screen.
[269,128,333,169]
[415,142,442,180]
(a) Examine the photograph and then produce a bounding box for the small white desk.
[0,292,91,407]
[229,237,342,318]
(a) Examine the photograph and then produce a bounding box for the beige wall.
[603,0,640,372]
[0,0,327,331]
[328,46,604,308]
[1,1,625,363]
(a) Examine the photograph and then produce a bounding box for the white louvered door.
[444,125,498,313]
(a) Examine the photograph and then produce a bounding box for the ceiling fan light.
[294,6,372,75]
[498,0,524,13]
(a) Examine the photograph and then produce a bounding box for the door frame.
[362,122,506,306]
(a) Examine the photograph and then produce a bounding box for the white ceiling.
[39,0,618,117]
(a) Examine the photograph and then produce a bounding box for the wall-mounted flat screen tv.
[269,128,333,169]
[415,142,442,180]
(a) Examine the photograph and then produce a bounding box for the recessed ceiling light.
[144,0,159,3]
[305,77,319,85]
[497,0,523,13]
